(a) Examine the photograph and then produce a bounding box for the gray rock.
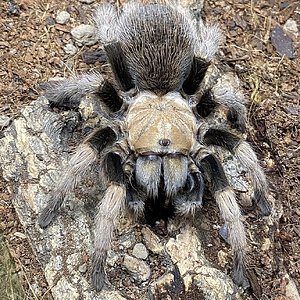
[283,19,299,39]
[132,243,148,260]
[0,96,254,299]
[122,254,151,283]
[141,227,164,254]
[166,226,235,299]
[79,0,95,3]
[0,115,11,128]
[56,11,70,25]
[71,24,98,46]
[63,43,77,55]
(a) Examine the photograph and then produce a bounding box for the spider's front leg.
[42,73,124,113]
[196,153,249,288]
[38,127,117,228]
[202,128,272,216]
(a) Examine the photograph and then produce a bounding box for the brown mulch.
[0,0,299,299]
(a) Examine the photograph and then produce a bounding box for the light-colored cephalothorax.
[38,2,272,293]
[127,92,197,155]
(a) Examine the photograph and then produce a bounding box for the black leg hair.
[174,172,204,216]
[182,58,210,95]
[203,128,271,216]
[104,42,135,92]
[199,154,249,288]
[97,80,123,112]
[38,127,117,228]
[196,89,217,118]
[42,73,104,109]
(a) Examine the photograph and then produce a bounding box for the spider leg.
[199,154,249,288]
[203,128,271,215]
[182,22,222,95]
[94,5,135,92]
[42,73,124,113]
[91,152,126,291]
[38,127,117,228]
[174,172,204,216]
[211,80,247,132]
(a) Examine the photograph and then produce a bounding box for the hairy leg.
[211,79,247,132]
[199,154,249,288]
[202,128,271,215]
[182,22,222,95]
[38,127,117,228]
[174,172,204,216]
[91,183,126,291]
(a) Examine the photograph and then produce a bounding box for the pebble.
[122,254,151,282]
[0,116,11,128]
[78,263,87,273]
[141,227,164,254]
[56,11,71,25]
[79,0,95,3]
[63,43,77,55]
[283,19,299,39]
[132,243,148,260]
[71,24,98,46]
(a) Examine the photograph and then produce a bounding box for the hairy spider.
[38,2,272,292]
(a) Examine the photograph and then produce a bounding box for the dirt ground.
[0,0,299,299]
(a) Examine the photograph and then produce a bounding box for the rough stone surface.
[0,96,248,299]
[122,254,151,283]
[71,24,98,46]
[166,226,235,299]
[141,227,164,254]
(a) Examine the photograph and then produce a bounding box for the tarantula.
[38,2,272,292]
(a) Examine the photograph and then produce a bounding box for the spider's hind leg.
[203,128,272,216]
[38,127,117,228]
[199,154,249,288]
[92,151,126,291]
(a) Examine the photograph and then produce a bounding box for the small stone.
[261,238,271,251]
[141,227,164,254]
[13,232,27,239]
[79,0,95,3]
[122,255,151,283]
[284,274,300,300]
[0,116,11,128]
[78,263,87,273]
[283,19,299,39]
[152,273,174,293]
[56,11,71,25]
[71,24,98,46]
[271,25,295,59]
[132,243,148,260]
[63,43,77,55]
